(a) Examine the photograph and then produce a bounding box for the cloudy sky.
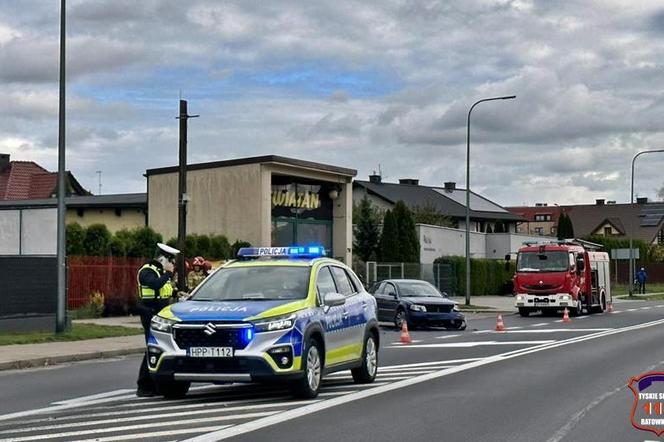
[2,0,664,205]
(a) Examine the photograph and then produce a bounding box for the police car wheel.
[292,338,322,398]
[156,380,190,399]
[352,334,378,384]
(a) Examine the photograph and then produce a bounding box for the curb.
[0,346,145,372]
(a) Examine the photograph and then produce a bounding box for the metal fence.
[68,256,145,312]
[362,261,457,295]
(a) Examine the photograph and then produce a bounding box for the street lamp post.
[465,95,516,306]
[629,149,664,296]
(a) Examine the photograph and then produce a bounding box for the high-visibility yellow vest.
[137,264,174,300]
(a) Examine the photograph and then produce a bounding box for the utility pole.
[55,0,67,333]
[96,170,102,195]
[176,100,198,291]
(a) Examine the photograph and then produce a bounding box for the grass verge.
[618,294,664,301]
[612,283,664,296]
[0,323,143,346]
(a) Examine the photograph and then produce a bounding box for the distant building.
[353,175,523,233]
[0,153,89,200]
[507,198,664,245]
[352,175,546,263]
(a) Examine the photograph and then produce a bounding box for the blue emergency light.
[237,246,326,259]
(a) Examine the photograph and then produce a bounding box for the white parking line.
[388,340,555,348]
[436,334,461,339]
[69,425,232,442]
[0,412,278,441]
[485,328,610,334]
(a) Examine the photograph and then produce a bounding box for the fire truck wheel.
[571,299,583,316]
[518,308,530,317]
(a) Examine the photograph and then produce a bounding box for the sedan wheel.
[394,309,407,329]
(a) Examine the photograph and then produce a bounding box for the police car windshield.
[192,266,310,301]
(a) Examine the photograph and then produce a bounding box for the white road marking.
[641,307,652,310]
[322,382,388,390]
[184,318,664,442]
[531,323,549,327]
[6,396,297,425]
[0,411,278,441]
[472,330,492,334]
[4,401,323,433]
[390,340,423,345]
[656,305,664,308]
[554,319,563,323]
[379,358,481,370]
[627,308,637,312]
[610,311,621,314]
[388,340,556,348]
[436,334,461,339]
[68,425,232,442]
[575,316,589,320]
[51,389,134,405]
[484,328,610,334]
[379,365,452,372]
[505,326,523,330]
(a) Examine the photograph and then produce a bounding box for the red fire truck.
[513,240,611,317]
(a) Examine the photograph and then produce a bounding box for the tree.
[393,201,420,262]
[353,196,381,262]
[557,212,575,239]
[66,223,86,256]
[378,209,400,262]
[209,235,231,260]
[84,224,112,256]
[411,201,454,227]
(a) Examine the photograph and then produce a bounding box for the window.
[371,282,385,294]
[384,282,397,296]
[193,266,310,301]
[603,227,612,236]
[316,267,337,300]
[534,214,551,221]
[330,266,354,296]
[550,226,557,235]
[659,229,664,245]
[534,227,544,235]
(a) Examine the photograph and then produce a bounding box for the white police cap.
[157,242,180,257]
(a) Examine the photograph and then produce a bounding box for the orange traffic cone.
[400,321,412,344]
[608,302,614,313]
[563,308,571,323]
[495,314,506,332]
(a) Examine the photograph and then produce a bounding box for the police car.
[148,246,380,399]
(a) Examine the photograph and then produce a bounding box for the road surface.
[1,301,663,442]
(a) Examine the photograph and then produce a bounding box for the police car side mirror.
[324,293,346,309]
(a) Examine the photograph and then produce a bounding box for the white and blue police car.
[147,246,380,398]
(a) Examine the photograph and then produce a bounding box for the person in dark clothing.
[135,243,179,397]
[637,267,648,294]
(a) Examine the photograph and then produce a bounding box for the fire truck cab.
[513,240,611,317]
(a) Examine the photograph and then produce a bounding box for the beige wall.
[148,163,264,243]
[516,221,556,236]
[66,208,146,232]
[147,162,354,262]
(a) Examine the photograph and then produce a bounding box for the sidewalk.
[450,295,517,313]
[0,334,145,371]
[73,315,142,328]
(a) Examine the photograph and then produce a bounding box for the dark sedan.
[369,279,466,330]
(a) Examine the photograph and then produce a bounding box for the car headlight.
[409,304,427,312]
[150,315,176,333]
[516,295,525,301]
[560,294,571,301]
[253,314,296,333]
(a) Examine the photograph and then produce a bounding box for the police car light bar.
[237,246,326,259]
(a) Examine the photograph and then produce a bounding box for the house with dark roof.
[0,153,89,200]
[353,175,523,233]
[507,199,664,245]
[353,175,548,263]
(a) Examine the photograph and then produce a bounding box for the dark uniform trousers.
[137,299,169,391]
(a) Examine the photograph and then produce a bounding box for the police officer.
[136,243,179,397]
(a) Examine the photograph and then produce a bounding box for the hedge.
[435,256,516,296]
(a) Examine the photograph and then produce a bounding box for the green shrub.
[126,227,163,258]
[435,256,515,296]
[231,240,251,257]
[84,224,112,256]
[209,235,232,260]
[73,291,105,319]
[66,223,86,256]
